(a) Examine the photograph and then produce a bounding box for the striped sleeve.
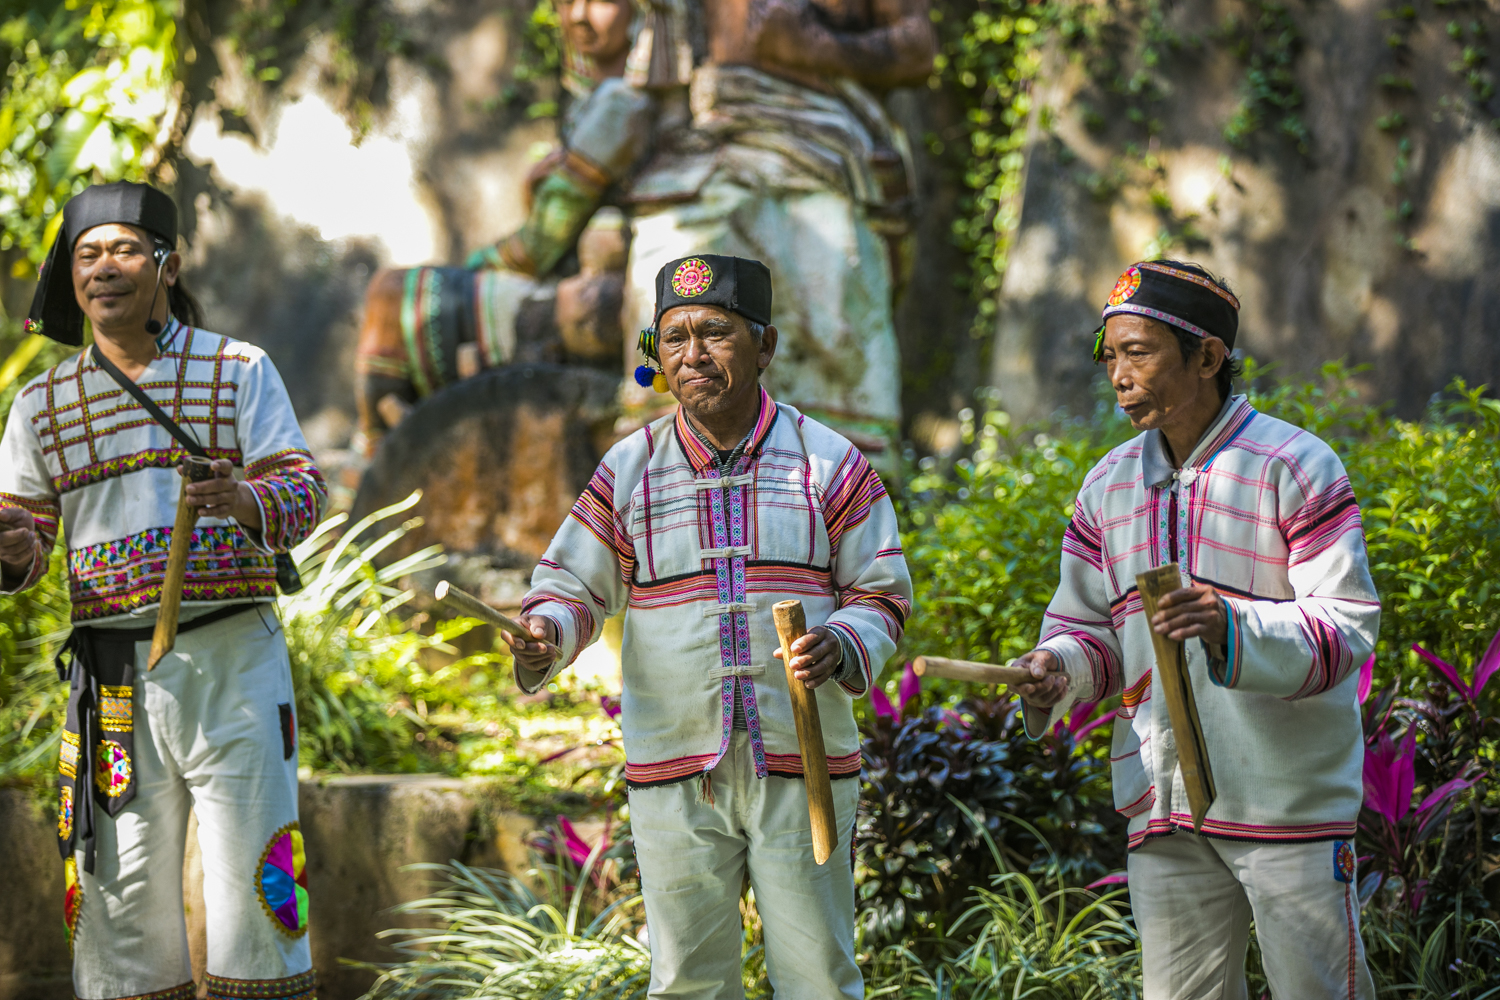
[1209,442,1379,699]
[1028,488,1124,739]
[0,386,59,594]
[521,456,632,692]
[233,347,326,552]
[821,449,912,696]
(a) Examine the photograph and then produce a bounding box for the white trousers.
[70,608,313,1000]
[1128,833,1375,1000]
[629,732,863,1000]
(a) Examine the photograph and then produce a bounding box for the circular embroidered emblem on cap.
[257,821,310,937]
[1108,266,1142,306]
[95,741,131,797]
[672,258,714,298]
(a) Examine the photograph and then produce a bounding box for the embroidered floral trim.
[255,821,310,937]
[1107,266,1142,306]
[99,685,133,733]
[204,970,317,1000]
[58,785,75,842]
[94,740,131,797]
[671,258,714,298]
[59,729,80,779]
[63,856,81,954]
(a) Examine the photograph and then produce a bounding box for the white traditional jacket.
[1033,395,1380,848]
[523,389,913,788]
[0,319,325,623]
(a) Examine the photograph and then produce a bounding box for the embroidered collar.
[675,386,778,474]
[1141,394,1255,488]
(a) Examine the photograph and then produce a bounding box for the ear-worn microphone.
[144,243,169,338]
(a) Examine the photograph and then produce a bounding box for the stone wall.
[992,0,1500,422]
[0,779,537,1000]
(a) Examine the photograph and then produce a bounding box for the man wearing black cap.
[1011,261,1380,998]
[0,182,324,1000]
[508,254,913,997]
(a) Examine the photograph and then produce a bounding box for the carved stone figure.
[353,0,653,456]
[618,0,935,470]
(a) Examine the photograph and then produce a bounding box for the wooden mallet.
[912,655,1048,686]
[773,600,839,865]
[149,456,216,670]
[434,580,561,661]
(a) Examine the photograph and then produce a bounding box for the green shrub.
[898,363,1500,695]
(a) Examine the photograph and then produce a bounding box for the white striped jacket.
[1033,395,1381,848]
[523,389,913,788]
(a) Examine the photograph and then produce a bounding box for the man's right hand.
[504,614,560,676]
[0,507,37,577]
[1011,648,1067,709]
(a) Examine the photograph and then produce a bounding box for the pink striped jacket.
[1032,395,1380,848]
[523,389,912,788]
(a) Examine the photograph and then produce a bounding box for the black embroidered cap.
[26,181,179,346]
[652,254,772,334]
[1092,260,1240,362]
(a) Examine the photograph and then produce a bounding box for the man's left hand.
[774,625,842,689]
[1152,583,1227,645]
[184,459,263,529]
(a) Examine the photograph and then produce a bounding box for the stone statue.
[352,0,934,473]
[353,0,657,456]
[618,0,936,471]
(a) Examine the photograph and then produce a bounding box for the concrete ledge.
[0,778,537,1000]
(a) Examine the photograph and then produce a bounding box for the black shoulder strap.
[90,344,208,459]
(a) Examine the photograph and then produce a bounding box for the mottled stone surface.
[992,0,1500,422]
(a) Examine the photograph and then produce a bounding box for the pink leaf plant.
[1412,627,1500,705]
[1053,699,1119,742]
[872,661,921,723]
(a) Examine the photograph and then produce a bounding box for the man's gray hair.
[746,320,766,344]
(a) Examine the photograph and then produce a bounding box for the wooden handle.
[435,581,559,659]
[148,457,216,670]
[773,600,838,866]
[913,655,1044,686]
[1136,563,1216,832]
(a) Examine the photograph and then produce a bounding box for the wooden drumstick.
[149,456,216,670]
[434,580,560,659]
[912,655,1053,686]
[773,600,838,866]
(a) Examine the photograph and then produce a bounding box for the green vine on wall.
[1218,0,1309,154]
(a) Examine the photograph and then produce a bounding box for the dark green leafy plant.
[856,682,1125,950]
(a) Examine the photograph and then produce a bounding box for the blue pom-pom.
[634,365,656,388]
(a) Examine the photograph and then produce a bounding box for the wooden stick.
[773,600,838,866]
[434,580,559,659]
[149,457,216,670]
[1136,563,1217,832]
[913,655,1047,687]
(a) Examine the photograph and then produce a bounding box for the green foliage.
[1217,0,1310,154]
[900,387,1131,666]
[856,694,1125,951]
[867,874,1139,999]
[360,862,652,1000]
[0,0,179,269]
[930,0,1051,307]
[0,540,70,789]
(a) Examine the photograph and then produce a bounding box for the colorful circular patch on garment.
[257,821,310,937]
[671,258,714,298]
[58,785,74,841]
[1333,840,1355,883]
[63,855,81,951]
[94,740,131,797]
[1107,266,1142,306]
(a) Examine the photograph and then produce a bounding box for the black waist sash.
[56,603,260,872]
